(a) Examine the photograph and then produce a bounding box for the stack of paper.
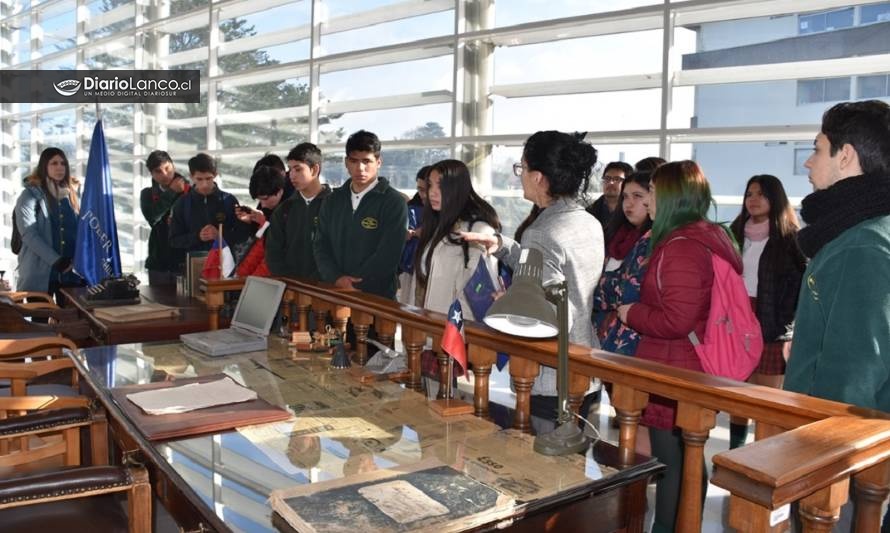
[95,302,180,323]
[126,376,257,415]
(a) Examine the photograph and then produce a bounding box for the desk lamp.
[483,247,589,456]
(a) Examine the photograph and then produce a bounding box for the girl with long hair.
[594,171,653,355]
[617,160,742,533]
[14,147,83,302]
[462,130,604,429]
[726,175,806,448]
[410,159,501,318]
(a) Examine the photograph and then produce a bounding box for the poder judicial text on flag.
[440,299,468,374]
[74,120,121,286]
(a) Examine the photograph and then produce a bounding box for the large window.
[2,0,889,285]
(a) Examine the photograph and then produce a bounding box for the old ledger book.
[94,302,179,323]
[270,460,515,533]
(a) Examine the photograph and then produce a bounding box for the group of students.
[14,99,890,532]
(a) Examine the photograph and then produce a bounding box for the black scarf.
[798,173,890,258]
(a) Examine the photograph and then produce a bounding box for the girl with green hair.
[617,160,742,533]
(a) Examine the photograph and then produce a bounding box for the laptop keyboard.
[215,329,258,343]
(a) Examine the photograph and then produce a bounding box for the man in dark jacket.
[314,131,407,299]
[266,143,331,280]
[586,161,632,227]
[140,150,189,284]
[168,153,250,253]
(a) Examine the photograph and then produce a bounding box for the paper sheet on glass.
[126,376,258,415]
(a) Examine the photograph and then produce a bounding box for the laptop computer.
[180,276,286,357]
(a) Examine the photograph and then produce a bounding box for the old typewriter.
[84,274,141,305]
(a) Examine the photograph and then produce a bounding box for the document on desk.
[126,376,257,415]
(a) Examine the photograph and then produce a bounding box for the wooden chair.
[0,301,90,343]
[0,404,150,532]
[0,337,107,466]
[0,337,80,397]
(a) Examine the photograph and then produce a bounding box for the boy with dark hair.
[231,166,289,277]
[265,143,331,279]
[784,99,890,530]
[140,150,190,284]
[168,153,250,253]
[313,130,407,298]
[586,161,633,227]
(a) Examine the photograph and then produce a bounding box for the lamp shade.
[483,247,557,338]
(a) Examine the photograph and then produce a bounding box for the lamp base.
[533,420,590,456]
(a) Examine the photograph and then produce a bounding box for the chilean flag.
[441,299,468,373]
[201,237,235,280]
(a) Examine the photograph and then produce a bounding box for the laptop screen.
[231,276,287,335]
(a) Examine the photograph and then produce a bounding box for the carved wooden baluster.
[401,326,425,392]
[205,287,224,330]
[332,305,350,340]
[611,384,649,467]
[675,402,717,532]
[377,318,396,350]
[279,290,294,334]
[853,461,890,532]
[351,311,374,366]
[429,335,450,399]
[800,480,849,532]
[509,357,539,433]
[468,345,496,418]
[435,351,450,399]
[295,293,312,332]
[754,420,785,441]
[313,300,330,334]
[567,372,589,417]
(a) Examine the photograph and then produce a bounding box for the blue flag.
[74,120,121,286]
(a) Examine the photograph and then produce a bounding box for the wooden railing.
[201,276,890,532]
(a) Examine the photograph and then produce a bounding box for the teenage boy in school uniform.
[266,142,332,280]
[314,130,407,299]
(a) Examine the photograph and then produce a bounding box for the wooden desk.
[71,339,662,533]
[61,285,211,345]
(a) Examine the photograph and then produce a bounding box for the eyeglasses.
[512,163,525,177]
[602,175,625,184]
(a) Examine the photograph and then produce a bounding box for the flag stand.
[428,354,474,417]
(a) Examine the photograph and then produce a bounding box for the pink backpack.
[658,239,763,381]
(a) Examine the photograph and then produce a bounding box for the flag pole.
[218,223,224,278]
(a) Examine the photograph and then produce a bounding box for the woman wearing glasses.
[462,130,603,429]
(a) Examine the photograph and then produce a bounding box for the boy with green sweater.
[266,143,331,280]
[314,130,407,299]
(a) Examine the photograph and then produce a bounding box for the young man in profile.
[168,153,250,253]
[140,150,190,285]
[783,101,890,530]
[265,143,331,280]
[314,130,407,299]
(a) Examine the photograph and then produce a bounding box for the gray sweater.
[496,197,604,396]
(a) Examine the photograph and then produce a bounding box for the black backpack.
[10,211,22,254]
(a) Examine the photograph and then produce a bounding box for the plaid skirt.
[750,297,789,375]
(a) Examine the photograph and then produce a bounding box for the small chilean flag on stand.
[441,299,468,374]
[201,225,235,280]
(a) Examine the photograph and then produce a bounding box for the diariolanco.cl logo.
[360,217,378,230]
[53,79,81,97]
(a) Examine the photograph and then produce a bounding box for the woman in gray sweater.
[462,130,604,428]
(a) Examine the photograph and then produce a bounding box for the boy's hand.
[334,276,362,290]
[199,224,219,242]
